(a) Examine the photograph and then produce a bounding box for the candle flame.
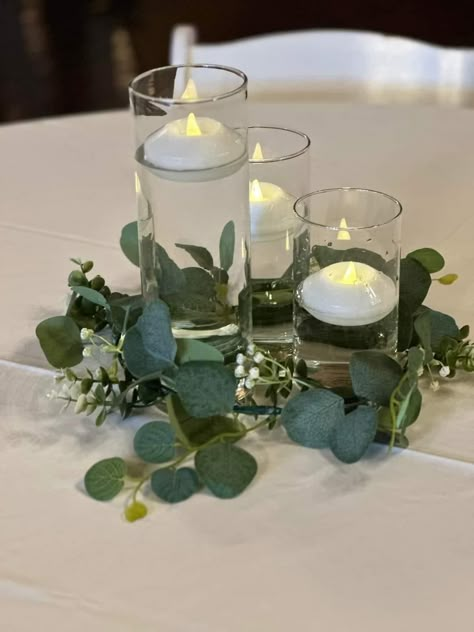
[337,217,351,241]
[252,142,264,161]
[186,112,202,136]
[249,179,264,201]
[181,78,198,100]
[341,261,359,285]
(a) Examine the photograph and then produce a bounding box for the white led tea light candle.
[248,143,296,241]
[299,218,398,326]
[143,79,246,180]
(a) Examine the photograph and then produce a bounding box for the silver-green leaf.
[84,457,126,501]
[151,467,201,503]
[330,405,378,464]
[133,421,176,463]
[195,443,257,498]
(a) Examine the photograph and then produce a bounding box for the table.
[1,104,473,631]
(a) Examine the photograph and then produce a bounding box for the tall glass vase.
[129,65,251,360]
[248,126,310,352]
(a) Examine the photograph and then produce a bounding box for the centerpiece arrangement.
[35,64,473,522]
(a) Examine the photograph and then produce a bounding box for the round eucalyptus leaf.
[133,421,176,463]
[36,315,83,368]
[72,285,108,308]
[330,405,378,464]
[123,300,177,377]
[399,257,432,312]
[350,351,402,406]
[407,248,445,273]
[176,338,224,365]
[120,221,140,266]
[176,361,237,418]
[151,467,201,503]
[84,457,126,501]
[281,389,345,448]
[195,443,257,499]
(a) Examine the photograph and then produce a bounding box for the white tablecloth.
[1,104,473,631]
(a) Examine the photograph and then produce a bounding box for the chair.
[169,25,474,105]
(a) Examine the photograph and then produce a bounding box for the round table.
[1,103,473,631]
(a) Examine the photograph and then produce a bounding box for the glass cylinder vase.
[129,65,251,360]
[293,188,402,382]
[248,126,310,351]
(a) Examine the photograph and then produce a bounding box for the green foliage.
[123,300,176,377]
[175,243,214,270]
[399,257,432,312]
[175,338,224,364]
[175,361,237,418]
[182,267,216,298]
[108,293,144,332]
[281,389,345,448]
[155,243,186,296]
[120,222,140,266]
[71,285,108,308]
[195,443,257,498]
[350,351,402,406]
[413,310,433,362]
[36,316,83,368]
[407,248,445,273]
[219,221,235,271]
[125,501,148,522]
[151,467,201,503]
[133,421,176,463]
[84,457,126,501]
[330,406,378,463]
[181,415,245,447]
[425,309,460,352]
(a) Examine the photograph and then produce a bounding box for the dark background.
[1,0,472,122]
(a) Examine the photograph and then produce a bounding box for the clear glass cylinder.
[293,188,402,381]
[129,65,251,359]
[248,126,310,350]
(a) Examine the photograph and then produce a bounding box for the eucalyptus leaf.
[437,273,458,285]
[72,285,108,308]
[407,248,445,273]
[133,421,176,463]
[219,221,235,272]
[84,457,126,501]
[399,257,432,312]
[181,415,245,447]
[413,310,433,361]
[407,346,425,377]
[281,389,345,448]
[175,244,214,270]
[397,299,415,351]
[155,243,186,296]
[123,300,176,377]
[36,316,83,368]
[330,405,378,464]
[108,293,144,332]
[176,361,237,418]
[183,267,216,298]
[151,467,201,503]
[120,222,140,266]
[397,387,422,430]
[424,308,460,352]
[195,443,257,499]
[350,351,402,406]
[175,338,224,364]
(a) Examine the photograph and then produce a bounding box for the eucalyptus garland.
[36,223,472,521]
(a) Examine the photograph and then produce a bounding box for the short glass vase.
[293,187,402,383]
